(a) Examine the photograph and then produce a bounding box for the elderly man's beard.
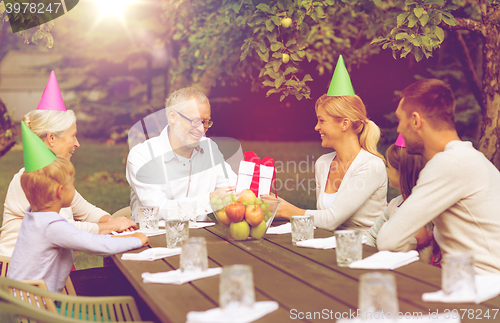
[172,123,202,149]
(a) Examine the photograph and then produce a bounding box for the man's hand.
[210,186,236,200]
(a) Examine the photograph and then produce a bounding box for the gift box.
[235,151,276,197]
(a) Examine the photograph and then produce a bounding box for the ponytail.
[360,119,384,162]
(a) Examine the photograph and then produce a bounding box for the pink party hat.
[395,134,406,148]
[36,71,67,111]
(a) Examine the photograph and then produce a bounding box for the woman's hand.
[260,195,306,220]
[98,216,137,234]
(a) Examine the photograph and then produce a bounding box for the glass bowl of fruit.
[210,189,281,241]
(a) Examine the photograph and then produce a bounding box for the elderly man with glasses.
[126,87,237,222]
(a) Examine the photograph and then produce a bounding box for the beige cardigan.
[0,168,107,257]
[378,141,500,274]
[305,149,387,232]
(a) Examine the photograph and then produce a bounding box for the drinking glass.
[165,220,189,248]
[180,237,208,272]
[138,206,159,233]
[442,253,476,296]
[358,272,399,321]
[334,230,362,267]
[219,265,255,308]
[291,215,314,245]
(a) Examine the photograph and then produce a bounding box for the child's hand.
[132,232,149,247]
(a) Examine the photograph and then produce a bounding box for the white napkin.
[186,301,279,323]
[111,229,166,237]
[422,274,500,304]
[296,236,368,249]
[189,222,216,229]
[121,247,181,261]
[348,250,419,270]
[336,313,460,322]
[142,268,222,285]
[159,220,216,229]
[266,223,292,234]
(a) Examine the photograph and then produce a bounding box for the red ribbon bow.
[243,151,277,197]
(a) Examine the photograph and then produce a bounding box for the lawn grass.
[0,138,396,269]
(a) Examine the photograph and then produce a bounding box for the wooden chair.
[0,255,76,296]
[0,276,149,322]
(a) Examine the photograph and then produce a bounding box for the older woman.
[0,109,136,257]
[273,94,387,232]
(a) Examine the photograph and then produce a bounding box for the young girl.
[365,135,436,264]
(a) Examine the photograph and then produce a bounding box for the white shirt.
[126,126,237,221]
[322,192,337,209]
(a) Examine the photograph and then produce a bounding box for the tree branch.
[441,17,485,37]
[448,30,485,113]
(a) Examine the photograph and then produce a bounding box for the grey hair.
[23,110,76,139]
[165,87,209,124]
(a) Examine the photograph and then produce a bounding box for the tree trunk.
[0,99,16,158]
[478,4,500,170]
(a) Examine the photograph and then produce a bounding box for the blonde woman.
[272,94,387,232]
[0,109,136,257]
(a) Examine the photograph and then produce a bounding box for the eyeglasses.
[176,111,213,129]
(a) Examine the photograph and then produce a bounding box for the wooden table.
[111,225,500,323]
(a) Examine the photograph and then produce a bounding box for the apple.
[230,220,250,240]
[238,189,256,204]
[282,53,290,64]
[216,209,231,226]
[225,201,245,222]
[245,204,264,226]
[250,220,267,239]
[281,17,292,28]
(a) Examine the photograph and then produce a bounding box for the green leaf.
[419,14,429,26]
[272,52,283,58]
[275,75,285,88]
[441,13,456,26]
[408,14,418,28]
[305,52,314,62]
[302,74,313,82]
[435,26,444,42]
[271,16,281,26]
[263,80,275,87]
[372,0,383,6]
[265,67,279,79]
[265,19,275,32]
[285,80,299,86]
[414,8,424,18]
[257,42,267,53]
[297,50,306,58]
[290,53,301,61]
[286,38,297,47]
[267,33,278,43]
[280,94,286,101]
[413,48,424,62]
[257,50,270,62]
[397,12,409,27]
[296,9,306,25]
[424,0,444,6]
[256,3,272,13]
[395,33,409,40]
[270,42,283,51]
[315,7,326,18]
[266,88,281,97]
[284,67,298,75]
[272,59,282,73]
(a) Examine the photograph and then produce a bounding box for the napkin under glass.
[336,313,460,322]
[348,250,419,270]
[186,301,279,323]
[296,235,368,249]
[422,274,500,304]
[121,247,181,261]
[142,268,222,285]
[266,223,316,235]
[159,220,216,229]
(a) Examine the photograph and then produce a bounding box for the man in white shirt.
[377,79,500,274]
[126,87,237,221]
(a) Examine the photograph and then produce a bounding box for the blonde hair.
[315,94,384,161]
[165,87,209,125]
[20,157,75,211]
[23,110,76,139]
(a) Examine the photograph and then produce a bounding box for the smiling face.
[170,98,211,148]
[395,99,424,156]
[314,105,344,149]
[49,123,80,160]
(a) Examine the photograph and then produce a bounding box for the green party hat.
[327,55,355,96]
[21,121,56,172]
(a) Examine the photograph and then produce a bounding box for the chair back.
[0,255,76,295]
[0,276,146,322]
